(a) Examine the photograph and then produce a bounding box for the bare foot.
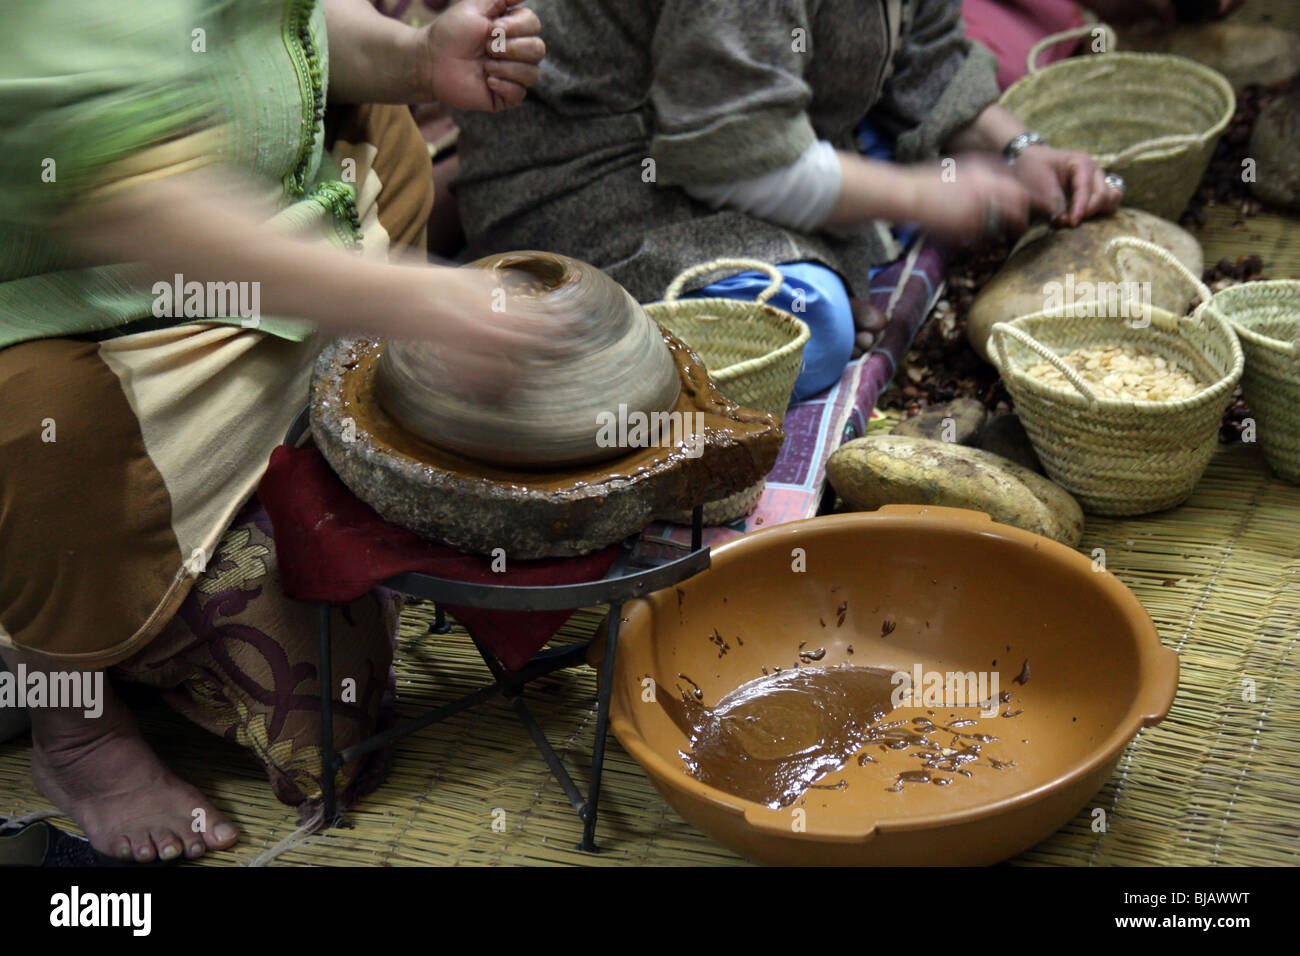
[27,670,237,862]
[851,298,889,358]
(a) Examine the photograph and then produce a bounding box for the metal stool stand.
[286,409,709,851]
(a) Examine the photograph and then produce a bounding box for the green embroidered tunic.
[0,0,359,349]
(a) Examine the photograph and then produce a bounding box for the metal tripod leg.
[318,603,338,825]
[428,604,451,634]
[580,600,622,852]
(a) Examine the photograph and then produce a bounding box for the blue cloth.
[684,262,854,401]
[688,116,913,401]
[855,115,896,161]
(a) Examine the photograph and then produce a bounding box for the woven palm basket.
[645,259,809,525]
[990,238,1244,516]
[1206,281,1300,484]
[1000,24,1235,221]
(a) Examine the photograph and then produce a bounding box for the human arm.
[70,169,561,395]
[663,0,1032,243]
[946,102,1121,226]
[322,0,544,110]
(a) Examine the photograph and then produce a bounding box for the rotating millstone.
[311,252,784,558]
[375,252,682,470]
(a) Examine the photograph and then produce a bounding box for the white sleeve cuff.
[682,138,842,233]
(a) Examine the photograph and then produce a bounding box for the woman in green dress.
[0,0,552,863]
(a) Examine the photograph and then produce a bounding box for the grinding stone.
[311,333,784,559]
[377,252,681,469]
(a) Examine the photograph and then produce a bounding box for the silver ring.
[1104,172,1126,194]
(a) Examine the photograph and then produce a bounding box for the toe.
[205,817,239,850]
[851,301,888,335]
[129,830,158,863]
[152,828,184,862]
[185,838,206,859]
[112,835,135,862]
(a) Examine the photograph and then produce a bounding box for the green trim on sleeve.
[282,0,328,197]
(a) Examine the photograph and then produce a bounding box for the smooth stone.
[1122,22,1300,90]
[826,435,1084,547]
[1250,89,1300,212]
[892,398,987,445]
[967,208,1204,362]
[976,414,1044,474]
[312,334,784,559]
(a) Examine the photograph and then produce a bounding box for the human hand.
[418,0,544,111]
[905,154,1035,245]
[387,266,575,400]
[1011,145,1123,227]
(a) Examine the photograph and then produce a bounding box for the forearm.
[823,148,1038,241]
[943,103,1027,155]
[322,0,425,104]
[686,144,923,233]
[820,152,920,229]
[72,171,435,338]
[683,140,842,233]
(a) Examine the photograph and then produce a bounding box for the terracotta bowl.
[603,505,1178,866]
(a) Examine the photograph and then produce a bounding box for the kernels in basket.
[1026,345,1203,401]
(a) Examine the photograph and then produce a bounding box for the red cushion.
[258,445,620,671]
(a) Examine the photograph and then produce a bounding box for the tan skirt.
[0,102,433,806]
[0,101,431,666]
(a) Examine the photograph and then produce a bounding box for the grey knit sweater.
[453,0,1000,301]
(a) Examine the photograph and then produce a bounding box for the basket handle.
[1027,22,1117,75]
[1105,237,1212,322]
[1109,133,1206,166]
[663,259,785,305]
[990,321,1099,403]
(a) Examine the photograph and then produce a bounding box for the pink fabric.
[963,0,1086,90]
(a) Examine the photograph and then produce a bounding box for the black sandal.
[0,817,131,867]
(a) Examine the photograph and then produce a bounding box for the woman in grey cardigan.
[454,0,1121,399]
